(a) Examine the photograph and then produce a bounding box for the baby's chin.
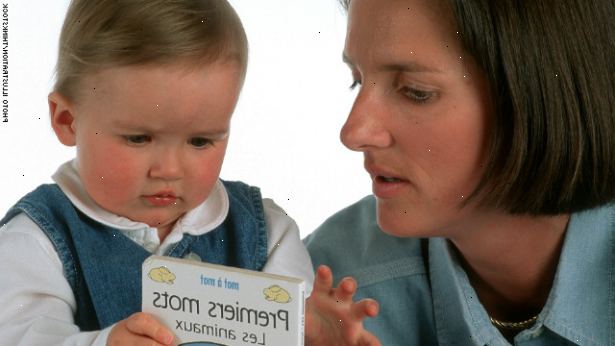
[116,209,184,230]
[144,212,184,229]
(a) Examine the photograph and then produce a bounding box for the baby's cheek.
[97,146,138,178]
[81,147,143,201]
[185,165,221,203]
[188,174,217,201]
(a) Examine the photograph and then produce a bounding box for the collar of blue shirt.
[429,204,615,345]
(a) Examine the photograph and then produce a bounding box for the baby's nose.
[149,149,183,180]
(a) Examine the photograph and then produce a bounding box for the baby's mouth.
[143,194,178,206]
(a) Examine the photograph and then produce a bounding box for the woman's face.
[341,0,493,237]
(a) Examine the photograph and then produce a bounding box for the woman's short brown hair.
[340,0,615,215]
[55,0,248,101]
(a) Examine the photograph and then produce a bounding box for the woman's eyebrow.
[343,53,442,74]
[380,62,443,74]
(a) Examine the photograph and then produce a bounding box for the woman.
[305,0,615,344]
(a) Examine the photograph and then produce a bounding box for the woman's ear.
[48,91,77,146]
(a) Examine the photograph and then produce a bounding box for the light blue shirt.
[304,196,614,345]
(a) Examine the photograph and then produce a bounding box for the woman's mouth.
[378,176,403,183]
[372,175,410,198]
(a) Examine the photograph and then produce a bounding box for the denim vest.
[1,181,268,331]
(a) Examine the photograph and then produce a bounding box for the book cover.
[142,255,305,346]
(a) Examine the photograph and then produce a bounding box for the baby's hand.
[108,312,174,346]
[305,265,381,346]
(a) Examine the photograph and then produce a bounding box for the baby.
[0,0,377,345]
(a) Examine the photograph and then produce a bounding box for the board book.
[142,255,305,346]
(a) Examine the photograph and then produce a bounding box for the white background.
[0,0,370,238]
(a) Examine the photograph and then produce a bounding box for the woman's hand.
[305,265,381,346]
[108,312,174,346]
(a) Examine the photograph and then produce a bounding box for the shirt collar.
[429,237,503,345]
[51,159,229,236]
[541,203,614,345]
[429,204,615,345]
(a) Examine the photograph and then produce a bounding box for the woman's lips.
[365,161,412,198]
[372,175,411,198]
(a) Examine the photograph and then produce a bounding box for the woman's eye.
[401,87,434,103]
[349,80,362,90]
[189,137,212,148]
[125,135,151,144]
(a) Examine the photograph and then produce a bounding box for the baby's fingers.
[336,276,358,302]
[125,313,174,345]
[357,330,382,346]
[313,265,334,294]
[351,298,380,320]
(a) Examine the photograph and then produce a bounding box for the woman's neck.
[449,212,570,322]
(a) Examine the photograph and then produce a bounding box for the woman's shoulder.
[569,202,615,232]
[304,196,426,284]
[305,195,380,243]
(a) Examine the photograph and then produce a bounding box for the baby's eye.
[125,135,151,144]
[189,137,212,148]
[400,86,434,104]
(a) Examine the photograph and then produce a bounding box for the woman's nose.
[340,89,393,151]
[149,147,183,180]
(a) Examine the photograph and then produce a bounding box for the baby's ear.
[48,91,77,146]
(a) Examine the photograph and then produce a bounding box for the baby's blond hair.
[54,0,248,101]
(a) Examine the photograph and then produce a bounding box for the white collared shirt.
[0,160,314,346]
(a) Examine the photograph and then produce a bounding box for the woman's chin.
[376,210,431,238]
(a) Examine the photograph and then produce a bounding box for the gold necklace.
[489,315,538,330]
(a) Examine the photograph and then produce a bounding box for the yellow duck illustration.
[263,285,291,303]
[148,266,176,284]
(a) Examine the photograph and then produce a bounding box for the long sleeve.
[0,213,112,346]
[260,198,315,295]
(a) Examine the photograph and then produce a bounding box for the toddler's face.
[68,62,242,235]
